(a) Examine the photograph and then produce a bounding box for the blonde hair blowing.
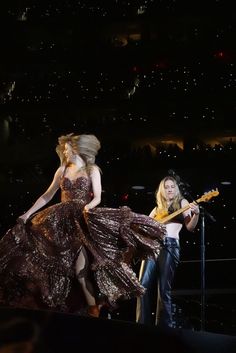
[155,176,183,211]
[56,133,101,168]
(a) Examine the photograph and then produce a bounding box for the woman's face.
[164,179,177,201]
[63,142,74,163]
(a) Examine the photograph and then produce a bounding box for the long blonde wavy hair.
[155,176,183,214]
[56,133,101,172]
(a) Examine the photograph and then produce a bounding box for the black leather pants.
[136,237,180,327]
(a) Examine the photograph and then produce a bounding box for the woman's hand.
[18,213,30,224]
[83,205,89,213]
[189,202,200,215]
[83,206,89,223]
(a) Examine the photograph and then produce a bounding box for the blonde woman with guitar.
[136,175,200,328]
[136,176,219,328]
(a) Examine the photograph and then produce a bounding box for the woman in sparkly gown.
[0,133,165,317]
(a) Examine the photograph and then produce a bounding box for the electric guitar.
[154,189,219,224]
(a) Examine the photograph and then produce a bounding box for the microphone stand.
[198,205,216,331]
[199,205,206,331]
[177,181,216,332]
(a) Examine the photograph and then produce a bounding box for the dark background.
[0,0,235,335]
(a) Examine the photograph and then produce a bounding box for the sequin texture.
[0,176,165,311]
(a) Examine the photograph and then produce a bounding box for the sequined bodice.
[60,176,92,204]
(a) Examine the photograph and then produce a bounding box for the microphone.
[200,206,217,222]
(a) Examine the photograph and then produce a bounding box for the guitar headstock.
[198,189,219,203]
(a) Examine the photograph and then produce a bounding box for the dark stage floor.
[0,306,236,353]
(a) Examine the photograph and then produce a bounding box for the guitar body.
[154,210,169,221]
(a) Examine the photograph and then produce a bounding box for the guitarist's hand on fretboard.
[189,202,200,215]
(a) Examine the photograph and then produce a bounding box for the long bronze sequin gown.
[0,175,165,312]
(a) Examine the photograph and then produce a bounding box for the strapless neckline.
[63,176,89,183]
